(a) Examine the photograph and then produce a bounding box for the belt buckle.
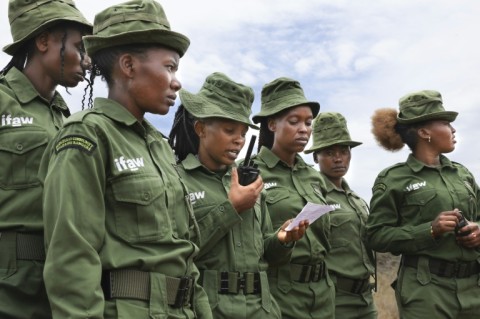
[174,276,192,308]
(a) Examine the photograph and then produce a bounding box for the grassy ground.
[373,252,401,319]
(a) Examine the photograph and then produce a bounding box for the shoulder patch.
[55,135,97,155]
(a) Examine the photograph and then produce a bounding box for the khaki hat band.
[203,82,248,105]
[10,0,75,23]
[95,12,169,33]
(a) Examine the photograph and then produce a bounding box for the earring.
[428,136,431,143]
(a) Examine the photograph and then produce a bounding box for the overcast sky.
[2,0,480,201]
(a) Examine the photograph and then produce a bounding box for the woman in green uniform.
[168,72,307,318]
[250,77,334,319]
[305,112,377,319]
[367,90,480,318]
[39,1,212,318]
[0,1,91,318]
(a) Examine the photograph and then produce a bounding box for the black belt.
[0,231,45,260]
[200,271,261,294]
[101,269,193,308]
[402,255,480,278]
[290,262,326,283]
[335,275,371,294]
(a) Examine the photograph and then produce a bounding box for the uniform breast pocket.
[329,213,354,248]
[265,188,292,228]
[111,174,170,243]
[403,188,437,221]
[0,127,48,189]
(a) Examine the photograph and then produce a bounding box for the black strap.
[217,271,261,294]
[0,232,46,261]
[290,263,326,283]
[335,275,371,294]
[402,255,480,278]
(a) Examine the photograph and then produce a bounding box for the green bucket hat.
[397,90,458,124]
[3,0,92,56]
[252,77,320,123]
[304,112,362,154]
[83,0,190,57]
[179,72,258,129]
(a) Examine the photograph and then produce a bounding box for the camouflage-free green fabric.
[252,146,335,319]
[397,90,457,124]
[0,67,68,318]
[252,77,319,124]
[83,0,189,57]
[4,0,91,55]
[180,72,257,129]
[321,174,377,319]
[179,153,291,318]
[305,112,362,154]
[367,154,480,317]
[40,98,212,319]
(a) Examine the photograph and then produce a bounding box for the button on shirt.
[321,173,375,279]
[40,98,210,319]
[367,154,480,262]
[252,147,330,264]
[179,154,291,318]
[0,67,68,232]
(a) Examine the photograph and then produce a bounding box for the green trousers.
[334,288,377,319]
[396,263,480,319]
[0,259,51,319]
[268,265,335,319]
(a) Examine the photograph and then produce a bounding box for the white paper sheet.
[285,202,334,231]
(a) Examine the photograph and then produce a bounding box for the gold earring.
[428,136,431,143]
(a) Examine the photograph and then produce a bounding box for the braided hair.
[168,104,200,162]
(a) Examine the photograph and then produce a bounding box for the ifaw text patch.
[55,135,97,155]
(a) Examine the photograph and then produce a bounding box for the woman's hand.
[277,219,309,244]
[228,167,263,213]
[456,221,480,248]
[431,209,462,237]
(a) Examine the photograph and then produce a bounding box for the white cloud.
[1,0,480,201]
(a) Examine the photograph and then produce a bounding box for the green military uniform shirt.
[40,98,211,319]
[178,153,291,318]
[322,173,374,279]
[0,67,69,319]
[252,146,335,319]
[321,173,377,319]
[0,67,68,232]
[367,154,480,318]
[367,154,480,259]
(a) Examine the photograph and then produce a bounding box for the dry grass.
[373,253,400,319]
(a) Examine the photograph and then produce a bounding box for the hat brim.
[397,111,458,124]
[83,29,190,57]
[252,101,320,124]
[179,89,259,130]
[3,17,92,56]
[304,140,362,154]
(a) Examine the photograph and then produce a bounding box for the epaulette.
[376,162,405,178]
[62,108,100,126]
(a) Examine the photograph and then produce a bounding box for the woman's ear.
[267,118,276,133]
[417,126,430,140]
[194,120,205,138]
[118,53,135,78]
[35,31,50,53]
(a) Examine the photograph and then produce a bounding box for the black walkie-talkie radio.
[238,135,259,186]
